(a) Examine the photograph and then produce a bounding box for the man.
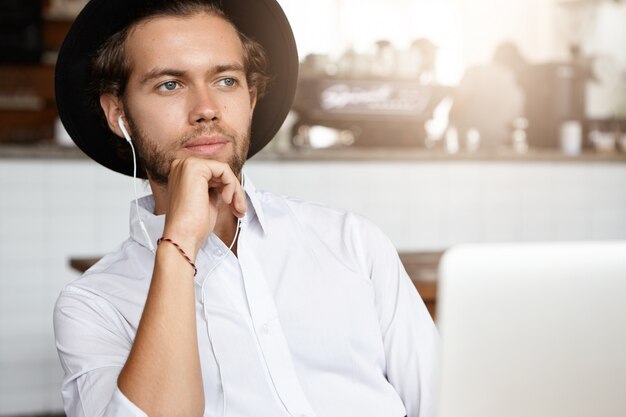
[53,1,439,417]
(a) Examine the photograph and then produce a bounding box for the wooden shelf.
[0,107,57,142]
[0,65,56,100]
[0,3,73,143]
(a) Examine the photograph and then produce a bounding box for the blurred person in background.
[449,41,525,150]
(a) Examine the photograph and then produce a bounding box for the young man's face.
[107,12,257,184]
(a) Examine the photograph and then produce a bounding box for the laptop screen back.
[435,242,626,417]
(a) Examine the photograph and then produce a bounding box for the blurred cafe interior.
[0,0,625,415]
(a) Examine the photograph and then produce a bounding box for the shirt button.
[214,249,223,256]
[262,323,270,334]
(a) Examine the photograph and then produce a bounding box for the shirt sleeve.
[359,218,441,417]
[53,285,148,417]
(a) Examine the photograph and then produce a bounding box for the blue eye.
[220,78,237,87]
[159,81,179,91]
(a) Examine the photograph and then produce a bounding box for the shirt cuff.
[105,387,149,417]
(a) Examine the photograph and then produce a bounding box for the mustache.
[177,124,236,147]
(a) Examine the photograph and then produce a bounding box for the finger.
[220,180,237,205]
[209,164,241,198]
[204,161,236,188]
[232,185,247,216]
[188,159,243,212]
[170,158,184,173]
[234,187,248,214]
[222,179,247,217]
[208,165,237,203]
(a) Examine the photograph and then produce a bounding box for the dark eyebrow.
[213,63,245,74]
[139,63,245,85]
[139,68,186,86]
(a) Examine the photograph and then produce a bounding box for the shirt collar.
[129,172,267,252]
[242,172,268,233]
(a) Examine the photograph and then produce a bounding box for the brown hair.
[88,1,270,173]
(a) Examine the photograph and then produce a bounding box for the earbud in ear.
[117,115,132,143]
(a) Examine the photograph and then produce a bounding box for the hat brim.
[55,0,298,178]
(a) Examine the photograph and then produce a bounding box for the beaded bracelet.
[157,237,198,277]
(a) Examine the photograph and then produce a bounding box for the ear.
[248,87,258,117]
[99,93,126,139]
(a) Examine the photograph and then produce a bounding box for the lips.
[184,135,228,147]
[184,135,230,156]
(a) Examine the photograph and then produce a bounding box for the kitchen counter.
[2,142,626,162]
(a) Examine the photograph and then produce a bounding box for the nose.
[188,87,220,124]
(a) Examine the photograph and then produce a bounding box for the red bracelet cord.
[157,237,198,277]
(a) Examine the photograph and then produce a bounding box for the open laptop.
[435,241,626,417]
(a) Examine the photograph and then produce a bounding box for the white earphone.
[118,115,155,252]
[117,114,132,143]
[200,177,244,417]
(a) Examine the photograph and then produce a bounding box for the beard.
[124,111,250,186]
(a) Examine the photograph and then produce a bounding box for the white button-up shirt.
[54,175,439,417]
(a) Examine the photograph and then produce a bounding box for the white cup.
[560,120,582,156]
[54,117,74,147]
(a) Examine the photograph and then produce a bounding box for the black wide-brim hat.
[55,0,298,178]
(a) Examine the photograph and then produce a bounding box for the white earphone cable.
[118,115,155,253]
[199,172,245,417]
[200,172,245,417]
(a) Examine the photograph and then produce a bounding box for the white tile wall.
[1,158,625,415]
[245,160,626,249]
[0,160,147,415]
